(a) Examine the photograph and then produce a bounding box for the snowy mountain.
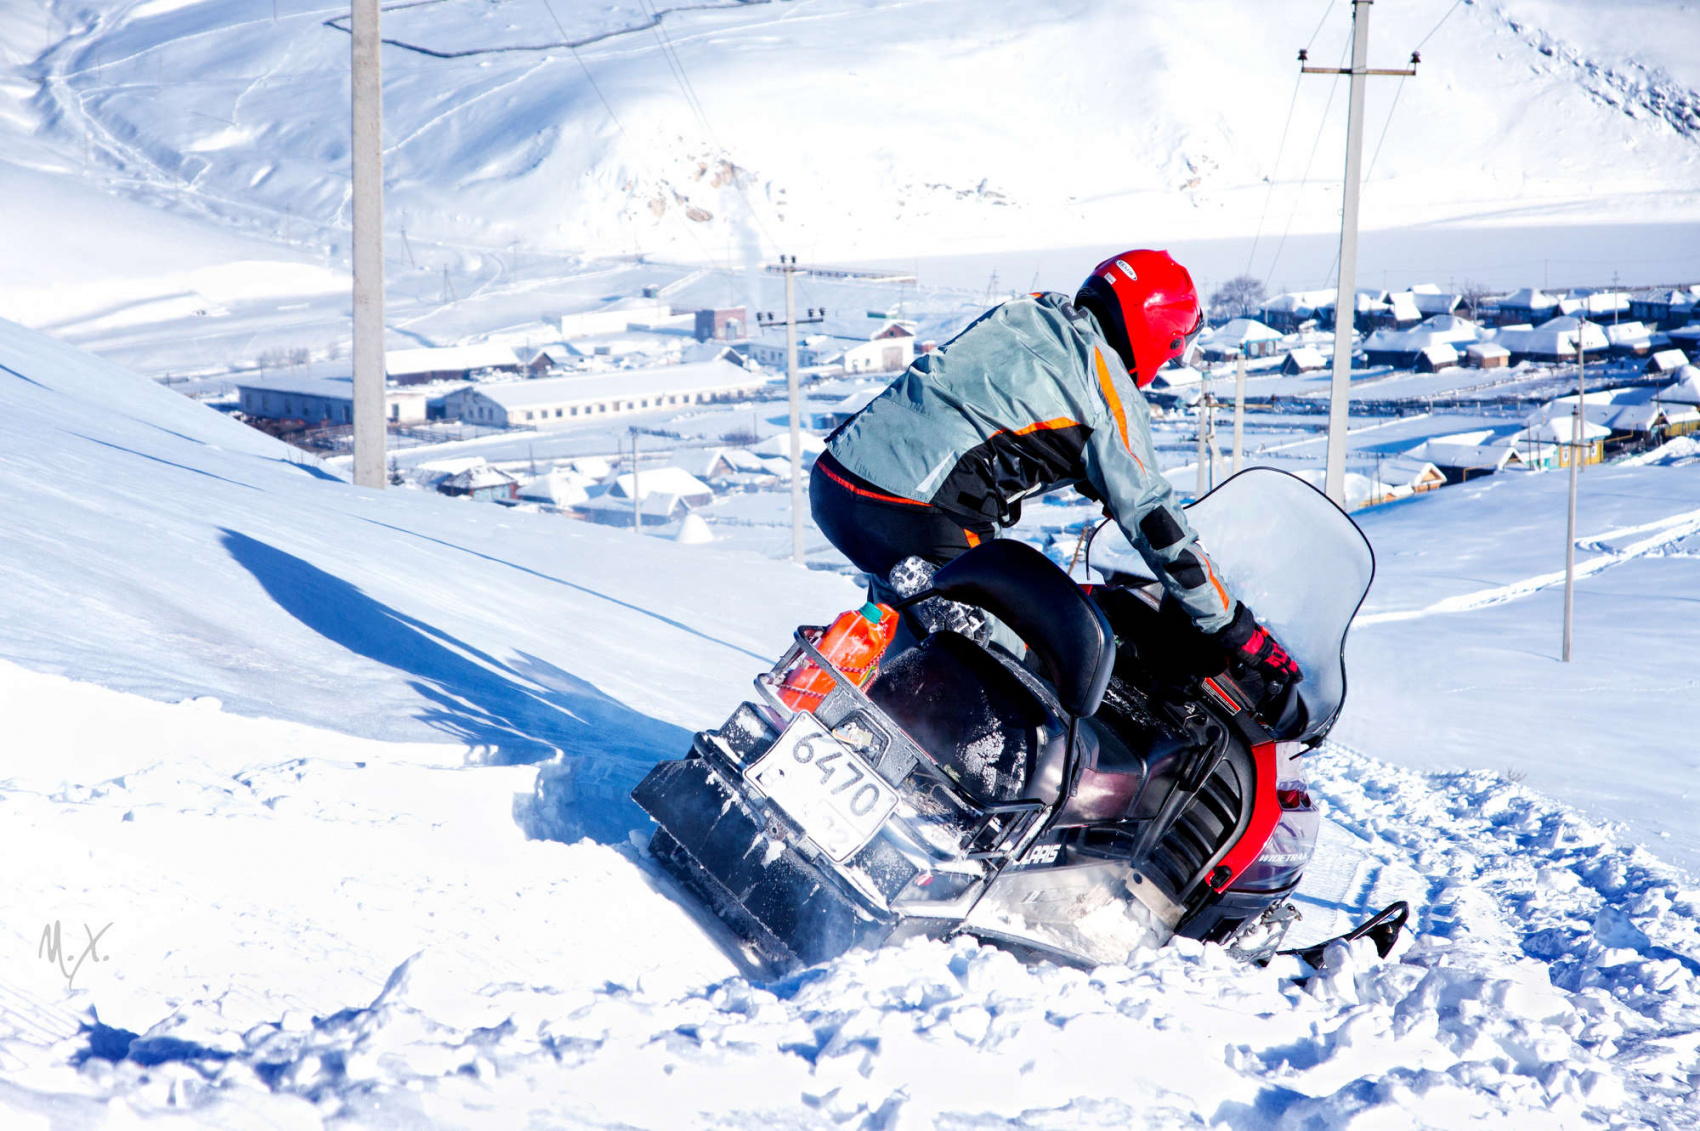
[2,318,1699,1127]
[5,0,1700,336]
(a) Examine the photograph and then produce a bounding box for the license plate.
[746,714,899,863]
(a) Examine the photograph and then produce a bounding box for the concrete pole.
[785,262,805,564]
[1323,0,1373,506]
[1195,370,1211,498]
[1562,339,1583,662]
[631,430,642,534]
[1232,353,1247,475]
[350,0,386,488]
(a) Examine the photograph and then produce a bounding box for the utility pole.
[1301,1,1418,505]
[1562,337,1585,662]
[350,0,386,489]
[1195,370,1217,497]
[631,430,642,534]
[757,259,825,565]
[1232,353,1247,475]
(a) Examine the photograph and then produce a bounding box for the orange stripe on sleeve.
[1093,349,1145,471]
[1202,555,1231,611]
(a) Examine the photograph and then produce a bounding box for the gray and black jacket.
[825,292,1236,633]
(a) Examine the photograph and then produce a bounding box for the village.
[199,272,1700,571]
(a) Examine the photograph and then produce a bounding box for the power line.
[1244,73,1304,277]
[1305,0,1339,51]
[1414,0,1466,51]
[1263,34,1351,287]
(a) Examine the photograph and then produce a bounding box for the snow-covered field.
[3,309,1700,1127]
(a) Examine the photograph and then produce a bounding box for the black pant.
[810,452,994,586]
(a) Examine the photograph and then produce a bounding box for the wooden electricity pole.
[1302,1,1418,505]
[350,0,386,488]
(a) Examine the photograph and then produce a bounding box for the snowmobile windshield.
[1183,469,1374,740]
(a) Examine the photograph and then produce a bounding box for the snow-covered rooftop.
[468,359,763,410]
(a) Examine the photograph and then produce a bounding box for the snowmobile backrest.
[929,540,1116,718]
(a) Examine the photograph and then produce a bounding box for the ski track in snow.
[1356,505,1700,625]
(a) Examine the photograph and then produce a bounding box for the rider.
[810,249,1302,715]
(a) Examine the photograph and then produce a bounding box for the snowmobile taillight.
[1276,787,1312,810]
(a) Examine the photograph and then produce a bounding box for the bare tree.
[1210,275,1267,322]
[1459,280,1496,324]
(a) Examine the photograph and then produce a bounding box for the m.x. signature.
[39,921,112,990]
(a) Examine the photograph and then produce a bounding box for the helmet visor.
[1174,310,1206,368]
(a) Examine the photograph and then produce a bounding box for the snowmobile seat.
[929,540,1116,719]
[866,631,1070,807]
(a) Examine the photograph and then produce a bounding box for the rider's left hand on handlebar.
[1214,602,1302,704]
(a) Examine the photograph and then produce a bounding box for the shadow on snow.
[220,529,688,844]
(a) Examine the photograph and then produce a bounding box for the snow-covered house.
[577,491,694,528]
[438,464,520,502]
[1281,346,1328,374]
[527,345,581,375]
[1495,288,1561,327]
[1464,342,1511,369]
[1200,318,1284,361]
[1629,289,1695,330]
[1415,343,1461,373]
[1375,456,1448,498]
[1559,291,1630,320]
[1378,291,1424,329]
[1647,348,1689,374]
[1360,315,1480,367]
[1604,322,1654,357]
[1258,289,1337,333]
[516,468,592,508]
[842,323,919,375]
[605,466,715,508]
[1404,432,1524,483]
[1510,417,1609,468]
[386,344,522,385]
[1490,317,1610,362]
[1413,289,1464,317]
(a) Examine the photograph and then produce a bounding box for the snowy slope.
[3,320,1700,1126]
[1336,455,1700,876]
[8,0,1700,291]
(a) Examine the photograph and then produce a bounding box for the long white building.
[445,359,767,429]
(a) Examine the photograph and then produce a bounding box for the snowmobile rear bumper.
[632,755,897,968]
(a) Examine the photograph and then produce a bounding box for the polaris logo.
[1025,843,1061,865]
[1114,258,1138,281]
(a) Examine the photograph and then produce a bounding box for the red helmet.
[1074,249,1203,388]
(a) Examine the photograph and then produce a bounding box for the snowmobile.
[632,469,1375,971]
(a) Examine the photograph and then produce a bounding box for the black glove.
[1213,602,1303,717]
